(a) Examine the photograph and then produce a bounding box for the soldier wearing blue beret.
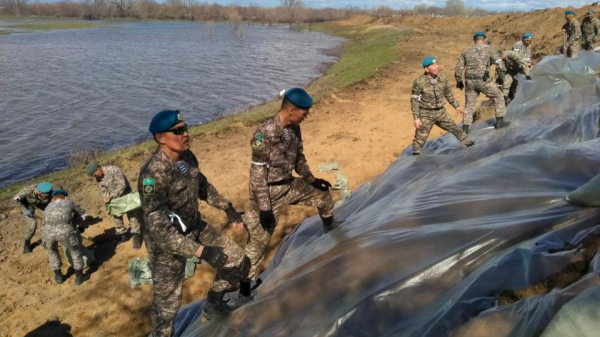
[138,110,246,334]
[562,10,582,58]
[581,9,600,51]
[513,33,533,69]
[13,182,53,253]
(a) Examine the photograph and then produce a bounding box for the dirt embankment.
[0,7,591,337]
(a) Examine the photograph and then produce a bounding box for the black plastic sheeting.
[174,52,600,337]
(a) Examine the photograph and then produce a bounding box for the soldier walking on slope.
[42,189,90,285]
[411,56,474,155]
[138,110,246,336]
[497,50,532,106]
[513,33,533,68]
[562,10,582,58]
[13,182,53,254]
[455,32,507,134]
[581,9,600,51]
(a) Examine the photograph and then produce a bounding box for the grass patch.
[0,20,406,199]
[0,21,107,34]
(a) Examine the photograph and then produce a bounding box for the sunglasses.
[167,124,188,136]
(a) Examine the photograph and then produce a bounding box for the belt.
[419,106,444,111]
[268,178,294,186]
[465,75,483,80]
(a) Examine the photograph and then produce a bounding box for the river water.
[0,21,343,187]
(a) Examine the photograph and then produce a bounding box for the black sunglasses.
[167,124,188,136]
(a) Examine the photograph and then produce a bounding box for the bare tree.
[445,0,465,17]
[110,0,136,17]
[281,0,302,29]
[227,5,242,31]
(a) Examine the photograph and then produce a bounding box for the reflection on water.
[0,21,342,186]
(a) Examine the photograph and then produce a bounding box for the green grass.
[0,21,107,34]
[0,21,406,199]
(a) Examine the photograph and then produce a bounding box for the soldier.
[42,189,90,285]
[581,9,600,51]
[562,10,582,58]
[455,32,507,133]
[238,88,336,305]
[513,33,533,68]
[411,57,474,155]
[86,162,142,249]
[13,182,53,254]
[138,110,246,335]
[497,50,532,106]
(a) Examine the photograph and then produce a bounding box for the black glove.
[496,76,504,85]
[259,210,277,233]
[311,178,332,191]
[78,226,86,233]
[525,75,532,81]
[456,80,464,90]
[200,246,228,269]
[224,205,243,224]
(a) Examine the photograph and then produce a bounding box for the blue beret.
[422,56,437,67]
[473,31,487,39]
[149,110,184,134]
[565,10,575,15]
[284,88,313,109]
[36,182,53,194]
[589,9,596,14]
[52,189,68,197]
[523,33,533,39]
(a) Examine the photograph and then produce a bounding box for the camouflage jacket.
[411,74,459,120]
[97,165,130,201]
[563,19,582,45]
[250,113,315,211]
[512,40,532,66]
[455,43,505,82]
[138,147,231,258]
[581,17,600,44]
[13,184,51,212]
[502,51,530,76]
[43,198,86,228]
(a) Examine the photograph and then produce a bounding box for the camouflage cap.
[85,161,99,176]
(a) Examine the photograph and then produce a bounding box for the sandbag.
[566,172,600,207]
[106,192,141,216]
[128,257,200,289]
[541,285,600,337]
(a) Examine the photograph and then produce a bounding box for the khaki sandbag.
[566,173,600,207]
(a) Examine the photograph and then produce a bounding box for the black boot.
[74,269,90,286]
[54,269,65,284]
[462,124,469,135]
[496,117,510,129]
[23,240,32,254]
[412,152,420,156]
[201,291,232,323]
[132,233,142,250]
[321,215,338,233]
[119,233,129,243]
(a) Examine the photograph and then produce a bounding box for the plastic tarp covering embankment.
[174,52,600,337]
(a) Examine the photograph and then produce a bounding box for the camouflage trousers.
[112,208,141,235]
[42,224,84,271]
[582,41,596,51]
[145,219,245,337]
[242,178,334,281]
[22,206,39,241]
[464,79,506,125]
[566,43,580,58]
[413,107,471,154]
[501,71,520,105]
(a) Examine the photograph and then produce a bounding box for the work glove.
[200,246,229,269]
[496,76,504,86]
[456,80,464,90]
[78,226,86,233]
[311,178,332,191]
[525,75,532,81]
[224,206,243,224]
[259,210,277,233]
[23,209,33,218]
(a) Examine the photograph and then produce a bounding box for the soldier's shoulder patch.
[252,133,265,149]
[142,178,155,196]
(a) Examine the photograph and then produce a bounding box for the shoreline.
[0,21,405,199]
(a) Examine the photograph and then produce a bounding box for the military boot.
[465,139,475,147]
[462,124,469,135]
[74,269,90,286]
[200,291,233,323]
[321,215,338,233]
[235,281,254,307]
[23,240,32,254]
[54,269,65,284]
[132,233,142,250]
[496,117,510,129]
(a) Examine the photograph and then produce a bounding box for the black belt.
[465,75,483,80]
[268,178,294,186]
[419,106,444,111]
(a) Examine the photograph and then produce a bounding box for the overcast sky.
[218,1,592,12]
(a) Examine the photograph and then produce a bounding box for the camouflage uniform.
[512,40,532,67]
[581,16,600,51]
[563,19,582,58]
[42,199,86,271]
[96,165,141,235]
[455,43,506,125]
[243,113,334,281]
[13,185,51,241]
[138,147,244,337]
[499,51,530,105]
[410,74,472,154]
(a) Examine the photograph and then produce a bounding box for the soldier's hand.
[525,75,532,81]
[496,76,504,86]
[23,209,33,218]
[259,210,277,233]
[224,205,243,224]
[456,80,464,90]
[311,178,332,191]
[199,246,229,269]
[414,119,422,130]
[103,195,112,203]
